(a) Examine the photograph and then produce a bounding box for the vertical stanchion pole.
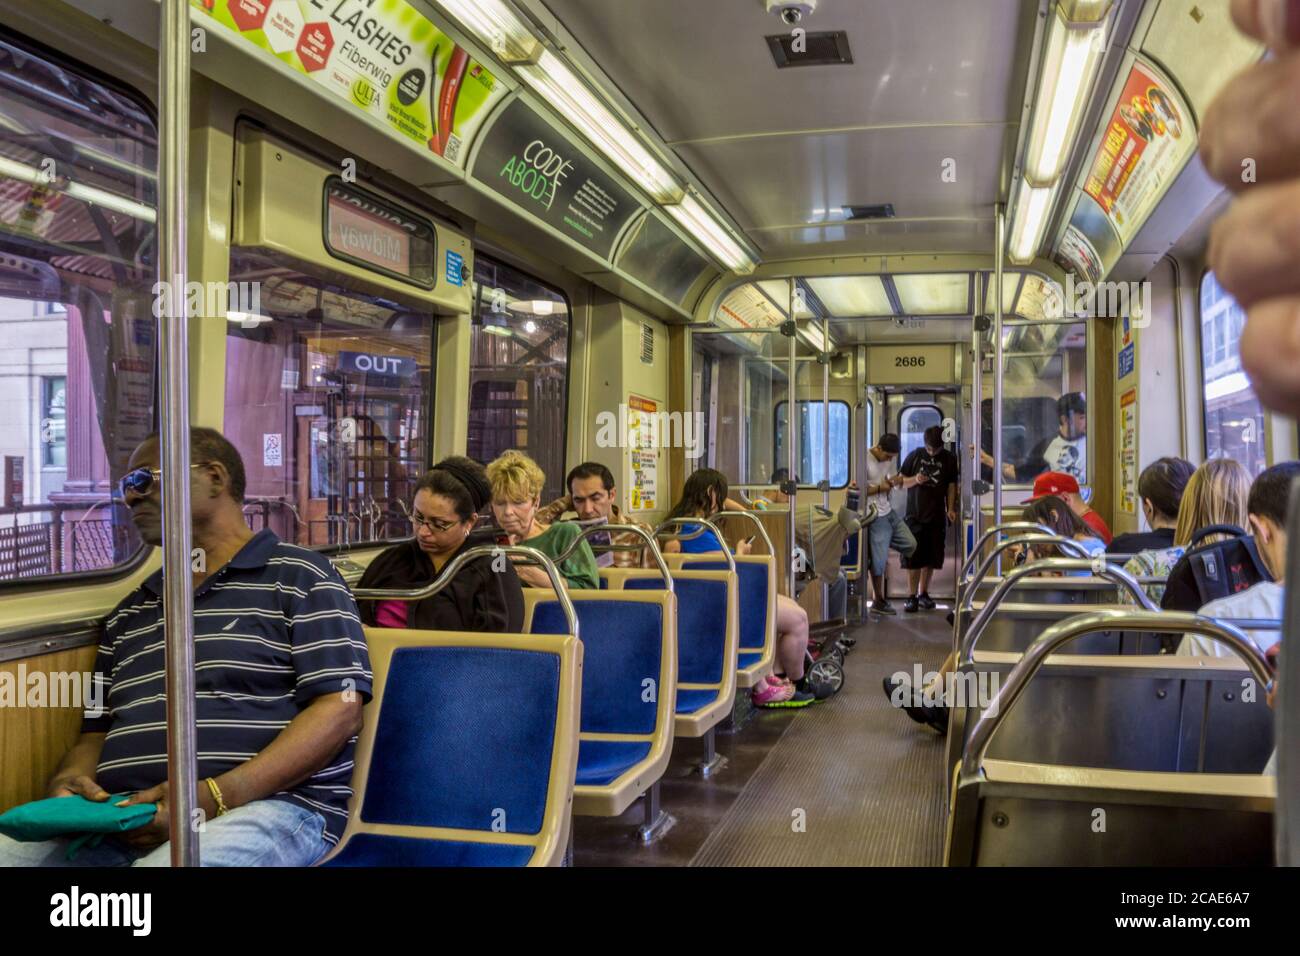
[159,0,198,867]
[992,205,1005,576]
[970,302,983,561]
[821,316,830,614]
[786,279,798,600]
[1278,478,1300,865]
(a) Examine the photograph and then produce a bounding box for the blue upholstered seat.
[324,833,534,867]
[575,740,654,785]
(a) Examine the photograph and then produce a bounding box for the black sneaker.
[903,596,919,613]
[917,593,937,610]
[872,599,896,615]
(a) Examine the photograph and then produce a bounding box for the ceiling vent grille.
[639,322,655,364]
[843,204,896,220]
[766,31,853,68]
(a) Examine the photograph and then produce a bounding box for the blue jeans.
[867,510,916,576]
[0,798,328,867]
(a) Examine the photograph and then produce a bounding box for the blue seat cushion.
[532,600,662,734]
[575,739,653,786]
[676,688,718,715]
[628,576,727,684]
[737,652,763,670]
[361,646,558,834]
[323,833,534,867]
[684,561,768,654]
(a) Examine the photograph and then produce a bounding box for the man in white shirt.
[863,433,916,615]
[1178,461,1299,658]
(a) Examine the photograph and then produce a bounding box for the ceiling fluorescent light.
[798,321,826,353]
[1007,179,1054,264]
[0,155,156,223]
[665,194,756,274]
[436,0,542,63]
[1023,8,1108,186]
[517,50,684,203]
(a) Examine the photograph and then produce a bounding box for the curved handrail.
[654,517,736,572]
[959,609,1273,781]
[552,522,673,592]
[711,509,776,556]
[352,544,579,638]
[960,522,1055,582]
[959,557,1158,665]
[962,535,1093,610]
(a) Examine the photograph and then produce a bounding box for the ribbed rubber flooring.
[689,610,952,866]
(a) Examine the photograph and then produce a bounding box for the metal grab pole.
[821,316,830,614]
[159,0,198,867]
[992,205,1005,575]
[970,297,982,565]
[786,279,797,599]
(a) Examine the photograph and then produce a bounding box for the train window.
[1199,271,1266,476]
[773,400,850,489]
[222,249,434,548]
[0,34,157,585]
[899,404,942,461]
[981,320,1089,486]
[469,256,571,503]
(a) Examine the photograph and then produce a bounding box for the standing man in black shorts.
[899,424,959,612]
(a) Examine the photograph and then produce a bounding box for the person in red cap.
[1023,471,1112,544]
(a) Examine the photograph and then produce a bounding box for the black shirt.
[899,447,960,525]
[357,528,525,633]
[1107,527,1175,556]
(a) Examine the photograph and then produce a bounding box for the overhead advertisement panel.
[1054,192,1121,284]
[193,0,506,167]
[1079,58,1196,246]
[470,98,643,261]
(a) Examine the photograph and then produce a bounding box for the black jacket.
[357,529,524,633]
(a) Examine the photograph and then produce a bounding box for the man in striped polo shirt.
[0,428,372,867]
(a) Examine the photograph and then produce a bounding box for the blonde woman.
[1120,458,1251,605]
[486,450,599,590]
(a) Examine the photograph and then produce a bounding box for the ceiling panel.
[893,273,970,314]
[675,125,1006,240]
[808,276,893,317]
[542,0,1031,142]
[742,219,995,258]
[828,316,972,344]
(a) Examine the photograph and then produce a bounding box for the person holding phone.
[863,433,917,615]
[897,425,959,612]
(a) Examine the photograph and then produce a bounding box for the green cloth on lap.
[528,522,600,589]
[0,794,157,842]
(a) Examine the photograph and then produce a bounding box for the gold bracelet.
[205,777,229,817]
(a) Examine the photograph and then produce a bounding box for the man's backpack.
[1160,524,1272,613]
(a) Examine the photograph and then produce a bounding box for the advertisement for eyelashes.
[193,0,507,168]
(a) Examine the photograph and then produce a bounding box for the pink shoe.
[752,680,795,706]
[765,674,785,686]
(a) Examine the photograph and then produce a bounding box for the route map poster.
[193,0,507,167]
[1082,59,1196,245]
[627,395,659,512]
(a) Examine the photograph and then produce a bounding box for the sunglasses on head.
[118,463,206,500]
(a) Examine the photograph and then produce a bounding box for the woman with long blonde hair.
[1122,457,1251,603]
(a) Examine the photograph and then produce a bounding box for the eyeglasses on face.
[411,513,459,534]
[117,463,206,500]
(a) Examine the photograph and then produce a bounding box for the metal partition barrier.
[353,545,578,638]
[959,522,1055,583]
[961,534,1093,611]
[959,558,1155,664]
[959,610,1273,782]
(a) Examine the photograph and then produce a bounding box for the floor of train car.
[573,610,953,866]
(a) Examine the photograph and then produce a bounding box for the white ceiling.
[538,0,1038,259]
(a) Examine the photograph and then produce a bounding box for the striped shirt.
[83,530,373,845]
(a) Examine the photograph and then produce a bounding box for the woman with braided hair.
[357,456,525,633]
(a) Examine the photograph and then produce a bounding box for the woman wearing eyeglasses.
[356,456,524,633]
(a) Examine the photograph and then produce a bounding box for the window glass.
[223,249,433,547]
[774,400,850,488]
[0,34,157,583]
[470,256,570,503]
[1200,271,1266,476]
[899,405,942,461]
[980,321,1088,486]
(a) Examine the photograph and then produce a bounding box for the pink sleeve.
[374,600,410,629]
